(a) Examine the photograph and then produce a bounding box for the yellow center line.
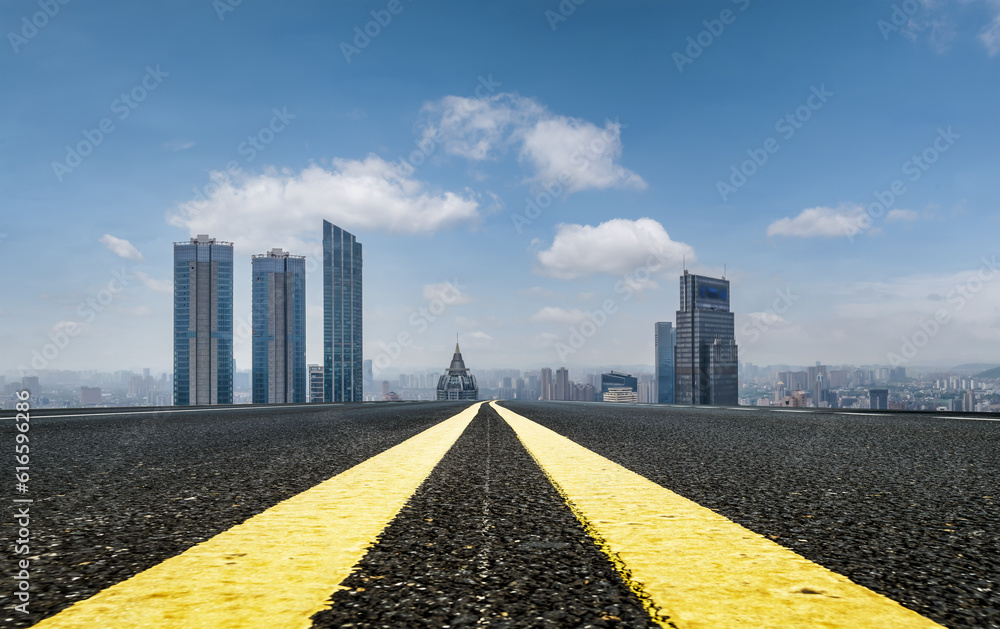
[490,402,944,629]
[32,402,485,629]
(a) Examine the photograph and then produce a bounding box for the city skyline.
[2,1,999,377]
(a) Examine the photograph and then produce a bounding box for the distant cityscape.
[3,222,997,413]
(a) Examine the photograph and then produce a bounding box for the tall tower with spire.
[435,340,479,400]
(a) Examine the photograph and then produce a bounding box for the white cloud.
[422,281,473,305]
[454,315,478,329]
[766,205,866,238]
[535,218,694,281]
[164,139,196,152]
[167,156,481,253]
[135,271,173,295]
[99,234,146,262]
[420,93,644,194]
[885,209,921,222]
[980,8,1000,55]
[529,306,588,325]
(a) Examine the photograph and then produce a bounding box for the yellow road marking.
[491,402,944,629]
[33,402,485,629]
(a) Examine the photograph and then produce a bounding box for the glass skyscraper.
[251,248,306,404]
[173,234,233,405]
[674,271,739,405]
[654,322,676,403]
[323,221,362,402]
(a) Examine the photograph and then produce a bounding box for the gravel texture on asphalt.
[501,401,1000,629]
[0,401,468,628]
[312,403,662,629]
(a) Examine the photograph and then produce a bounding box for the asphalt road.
[0,401,467,627]
[2,401,997,628]
[501,401,1000,629]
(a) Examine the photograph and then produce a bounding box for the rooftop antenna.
[723,263,726,280]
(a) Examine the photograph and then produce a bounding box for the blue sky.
[2,0,998,377]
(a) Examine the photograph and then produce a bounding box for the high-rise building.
[654,322,676,403]
[173,234,234,405]
[21,376,39,397]
[540,368,553,400]
[79,386,102,406]
[435,342,479,400]
[309,364,324,403]
[600,371,638,396]
[363,359,374,399]
[323,221,362,402]
[674,271,738,405]
[869,389,889,410]
[555,367,570,401]
[252,248,307,404]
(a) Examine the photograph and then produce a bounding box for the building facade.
[323,221,362,402]
[540,368,553,400]
[600,371,638,396]
[309,364,324,403]
[604,387,639,403]
[654,322,676,403]
[555,367,570,401]
[173,235,233,405]
[869,388,889,410]
[435,342,479,400]
[252,249,306,404]
[674,271,739,405]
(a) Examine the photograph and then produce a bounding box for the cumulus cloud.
[420,93,645,194]
[134,271,173,294]
[99,234,146,262]
[167,156,481,253]
[422,281,473,305]
[534,218,694,281]
[766,205,866,238]
[885,209,921,222]
[529,307,588,325]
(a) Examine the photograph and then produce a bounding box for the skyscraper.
[436,342,479,400]
[540,367,553,400]
[173,234,233,405]
[555,367,570,401]
[323,221,362,402]
[251,248,306,404]
[674,271,738,405]
[654,322,676,404]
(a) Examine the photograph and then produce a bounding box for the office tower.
[323,221,362,402]
[173,234,233,405]
[654,322,676,403]
[555,367,570,401]
[600,371,638,396]
[674,271,739,405]
[869,389,889,410]
[540,368,553,400]
[309,364,324,402]
[436,342,479,400]
[962,390,975,412]
[252,248,307,404]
